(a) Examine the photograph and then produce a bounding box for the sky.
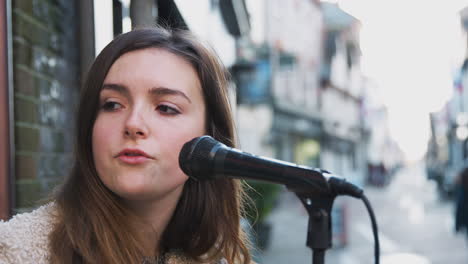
[328,0,468,161]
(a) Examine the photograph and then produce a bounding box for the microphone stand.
[293,191,337,264]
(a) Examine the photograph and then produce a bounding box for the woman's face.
[92,48,206,202]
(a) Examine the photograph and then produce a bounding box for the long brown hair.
[49,27,251,264]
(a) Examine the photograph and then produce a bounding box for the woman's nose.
[124,109,149,139]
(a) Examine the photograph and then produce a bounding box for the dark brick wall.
[12,0,80,210]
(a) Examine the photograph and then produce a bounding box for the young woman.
[0,27,252,264]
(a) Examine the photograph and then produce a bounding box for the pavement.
[256,162,468,264]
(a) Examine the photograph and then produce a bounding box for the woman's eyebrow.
[101,83,130,98]
[101,84,192,104]
[149,87,192,103]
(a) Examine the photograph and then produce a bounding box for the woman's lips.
[117,155,151,165]
[115,148,154,165]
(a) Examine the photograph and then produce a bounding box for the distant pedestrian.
[455,166,468,240]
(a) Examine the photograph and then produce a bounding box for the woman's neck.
[124,187,184,256]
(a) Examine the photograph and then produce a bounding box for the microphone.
[179,136,363,198]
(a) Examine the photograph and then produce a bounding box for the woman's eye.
[157,104,180,115]
[101,101,122,111]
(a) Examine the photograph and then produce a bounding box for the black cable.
[361,194,380,264]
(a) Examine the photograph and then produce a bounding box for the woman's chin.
[109,178,155,199]
[114,186,156,200]
[104,173,188,202]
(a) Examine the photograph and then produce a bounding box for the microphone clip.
[295,192,336,264]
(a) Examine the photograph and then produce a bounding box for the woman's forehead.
[103,48,203,98]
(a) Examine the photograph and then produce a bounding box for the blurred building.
[319,2,370,246]
[362,79,403,186]
[234,0,372,247]
[0,0,249,219]
[236,0,323,165]
[319,2,367,185]
[237,0,368,183]
[426,5,468,197]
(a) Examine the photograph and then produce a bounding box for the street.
[258,162,468,264]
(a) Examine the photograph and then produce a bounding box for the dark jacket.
[455,168,468,236]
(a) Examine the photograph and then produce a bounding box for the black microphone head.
[179,135,221,180]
